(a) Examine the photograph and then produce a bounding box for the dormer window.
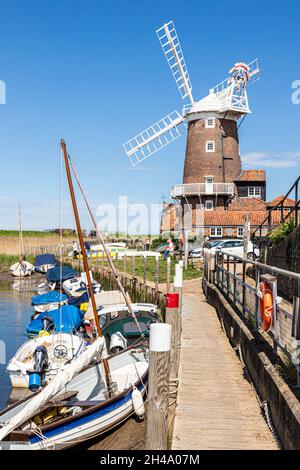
[248,187,261,198]
[206,141,215,152]
[205,117,215,128]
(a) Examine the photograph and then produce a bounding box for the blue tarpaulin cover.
[68,291,89,307]
[31,291,67,306]
[46,266,77,283]
[26,305,84,336]
[35,254,57,267]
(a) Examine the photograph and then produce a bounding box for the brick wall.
[183,117,242,185]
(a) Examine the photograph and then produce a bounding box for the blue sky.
[0,0,299,233]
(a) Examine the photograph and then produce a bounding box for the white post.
[146,323,171,450]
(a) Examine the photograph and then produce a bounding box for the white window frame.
[206,140,215,152]
[210,227,223,237]
[248,186,261,198]
[205,176,213,184]
[205,117,215,129]
[205,200,214,211]
[237,227,244,237]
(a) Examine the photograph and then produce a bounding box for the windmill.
[123,20,260,169]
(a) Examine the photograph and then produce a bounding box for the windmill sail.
[124,110,185,166]
[156,21,194,104]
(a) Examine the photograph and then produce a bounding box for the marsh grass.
[91,256,202,284]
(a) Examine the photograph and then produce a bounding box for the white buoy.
[132,387,145,419]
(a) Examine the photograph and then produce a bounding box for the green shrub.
[267,218,296,246]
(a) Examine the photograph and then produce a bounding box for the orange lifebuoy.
[259,281,273,332]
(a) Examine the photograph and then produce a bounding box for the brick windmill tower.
[124,21,260,231]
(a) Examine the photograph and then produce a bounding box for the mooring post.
[146,323,171,450]
[174,262,183,372]
[166,256,171,293]
[123,254,126,274]
[143,255,147,285]
[132,255,135,276]
[165,291,179,431]
[115,252,119,272]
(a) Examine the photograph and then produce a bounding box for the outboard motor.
[41,315,55,333]
[109,332,128,354]
[28,345,49,391]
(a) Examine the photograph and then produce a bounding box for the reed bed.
[0,236,74,255]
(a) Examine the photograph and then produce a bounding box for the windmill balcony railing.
[171,182,234,198]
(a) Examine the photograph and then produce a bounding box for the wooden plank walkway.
[172,280,278,450]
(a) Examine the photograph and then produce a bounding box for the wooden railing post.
[146,323,171,450]
[143,255,147,286]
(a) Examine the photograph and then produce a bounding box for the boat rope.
[236,343,282,449]
[132,360,148,398]
[31,426,55,450]
[67,153,143,337]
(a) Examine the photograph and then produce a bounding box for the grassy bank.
[0,254,35,272]
[90,256,202,284]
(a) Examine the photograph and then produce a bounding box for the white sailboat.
[10,204,34,277]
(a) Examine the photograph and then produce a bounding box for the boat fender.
[109,332,128,354]
[132,387,144,420]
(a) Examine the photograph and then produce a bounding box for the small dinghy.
[10,260,35,278]
[0,340,148,450]
[34,254,57,274]
[62,271,101,297]
[31,291,68,313]
[7,333,87,389]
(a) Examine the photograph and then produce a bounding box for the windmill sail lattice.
[156,21,194,104]
[123,111,185,166]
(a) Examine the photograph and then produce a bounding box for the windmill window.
[206,141,215,152]
[206,118,215,128]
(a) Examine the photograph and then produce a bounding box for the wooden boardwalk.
[171,280,278,450]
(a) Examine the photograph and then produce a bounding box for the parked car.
[210,239,259,260]
[189,239,228,258]
[189,247,203,258]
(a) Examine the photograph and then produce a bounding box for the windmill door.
[205,177,214,194]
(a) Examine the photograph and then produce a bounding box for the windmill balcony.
[171,182,235,198]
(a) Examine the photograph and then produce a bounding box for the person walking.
[164,238,174,260]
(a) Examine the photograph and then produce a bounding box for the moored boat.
[7,333,87,389]
[34,254,57,274]
[31,291,68,313]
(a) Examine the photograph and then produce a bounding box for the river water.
[0,277,40,409]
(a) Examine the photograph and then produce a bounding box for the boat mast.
[68,154,143,335]
[60,139,112,391]
[18,203,23,261]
